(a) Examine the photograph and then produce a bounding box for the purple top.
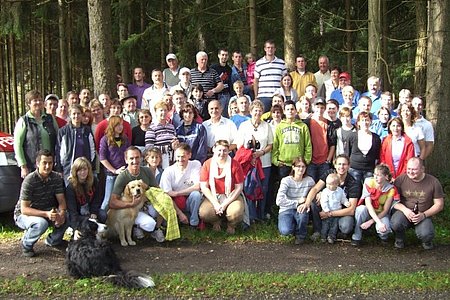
[128,82,151,108]
[99,135,130,176]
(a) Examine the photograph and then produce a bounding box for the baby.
[320,173,349,244]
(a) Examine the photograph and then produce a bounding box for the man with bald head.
[391,157,444,250]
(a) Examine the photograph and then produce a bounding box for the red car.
[0,131,22,212]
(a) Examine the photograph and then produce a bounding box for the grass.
[1,271,450,298]
[1,180,450,298]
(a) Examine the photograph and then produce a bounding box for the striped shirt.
[190,67,221,100]
[254,56,287,98]
[14,170,65,218]
[145,122,177,151]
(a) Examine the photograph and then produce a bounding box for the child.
[189,84,208,121]
[352,164,395,246]
[228,98,239,117]
[320,173,349,244]
[230,96,251,128]
[335,107,356,157]
[245,53,256,88]
[144,147,163,185]
[228,81,252,118]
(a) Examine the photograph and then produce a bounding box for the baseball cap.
[314,97,326,106]
[339,72,351,81]
[166,53,177,61]
[44,94,59,102]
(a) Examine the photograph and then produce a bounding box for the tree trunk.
[160,1,166,67]
[283,0,297,71]
[381,0,390,91]
[426,0,450,174]
[414,0,428,96]
[119,0,130,83]
[58,0,70,96]
[87,0,116,97]
[168,0,174,53]
[0,39,8,132]
[40,18,45,93]
[9,35,19,129]
[368,0,382,77]
[345,0,353,74]
[196,0,206,51]
[249,0,257,55]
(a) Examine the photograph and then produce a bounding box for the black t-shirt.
[319,168,362,200]
[210,63,232,93]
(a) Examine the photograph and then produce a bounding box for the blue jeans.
[101,175,117,210]
[185,191,202,226]
[278,208,309,240]
[310,202,355,235]
[348,168,373,185]
[352,205,391,241]
[321,217,339,239]
[307,162,331,182]
[259,97,273,113]
[16,213,68,250]
[219,93,231,118]
[391,209,435,243]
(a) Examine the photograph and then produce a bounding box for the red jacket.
[380,134,415,178]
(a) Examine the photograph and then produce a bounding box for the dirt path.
[1,237,449,280]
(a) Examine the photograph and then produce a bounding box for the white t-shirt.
[235,119,274,168]
[160,160,201,193]
[405,124,425,156]
[415,116,434,142]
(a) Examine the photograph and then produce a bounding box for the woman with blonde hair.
[99,116,130,210]
[66,157,105,229]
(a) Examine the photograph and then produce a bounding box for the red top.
[200,158,245,194]
[380,134,415,178]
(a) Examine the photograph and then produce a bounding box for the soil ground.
[1,212,450,299]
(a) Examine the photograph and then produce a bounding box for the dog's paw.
[120,241,128,247]
[129,240,136,246]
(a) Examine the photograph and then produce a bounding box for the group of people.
[12,39,444,257]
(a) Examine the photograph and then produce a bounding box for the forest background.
[0,0,449,175]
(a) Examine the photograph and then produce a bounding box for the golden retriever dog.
[107,180,148,246]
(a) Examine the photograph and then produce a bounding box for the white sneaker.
[150,228,165,243]
[133,227,145,240]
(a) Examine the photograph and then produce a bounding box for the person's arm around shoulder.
[298,179,325,213]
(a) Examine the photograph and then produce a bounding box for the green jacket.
[271,119,312,166]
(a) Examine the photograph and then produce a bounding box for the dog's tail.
[106,271,155,289]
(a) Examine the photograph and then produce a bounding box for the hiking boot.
[22,245,35,257]
[44,239,68,250]
[310,232,321,242]
[394,239,405,249]
[150,228,165,243]
[294,236,304,245]
[422,242,434,250]
[351,239,361,247]
[133,227,145,240]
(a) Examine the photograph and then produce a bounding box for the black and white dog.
[66,218,154,289]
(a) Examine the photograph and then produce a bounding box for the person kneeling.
[199,140,245,234]
[160,144,202,229]
[14,150,68,257]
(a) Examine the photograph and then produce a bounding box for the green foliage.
[0,2,30,38]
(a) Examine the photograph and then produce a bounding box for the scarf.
[209,155,232,198]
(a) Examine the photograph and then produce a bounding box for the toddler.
[320,173,349,244]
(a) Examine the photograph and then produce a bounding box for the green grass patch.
[1,271,450,298]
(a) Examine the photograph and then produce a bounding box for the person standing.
[290,55,317,98]
[128,67,151,108]
[211,49,232,116]
[254,40,287,112]
[163,53,181,88]
[190,51,224,102]
[14,90,59,178]
[314,55,331,97]
[391,157,444,250]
